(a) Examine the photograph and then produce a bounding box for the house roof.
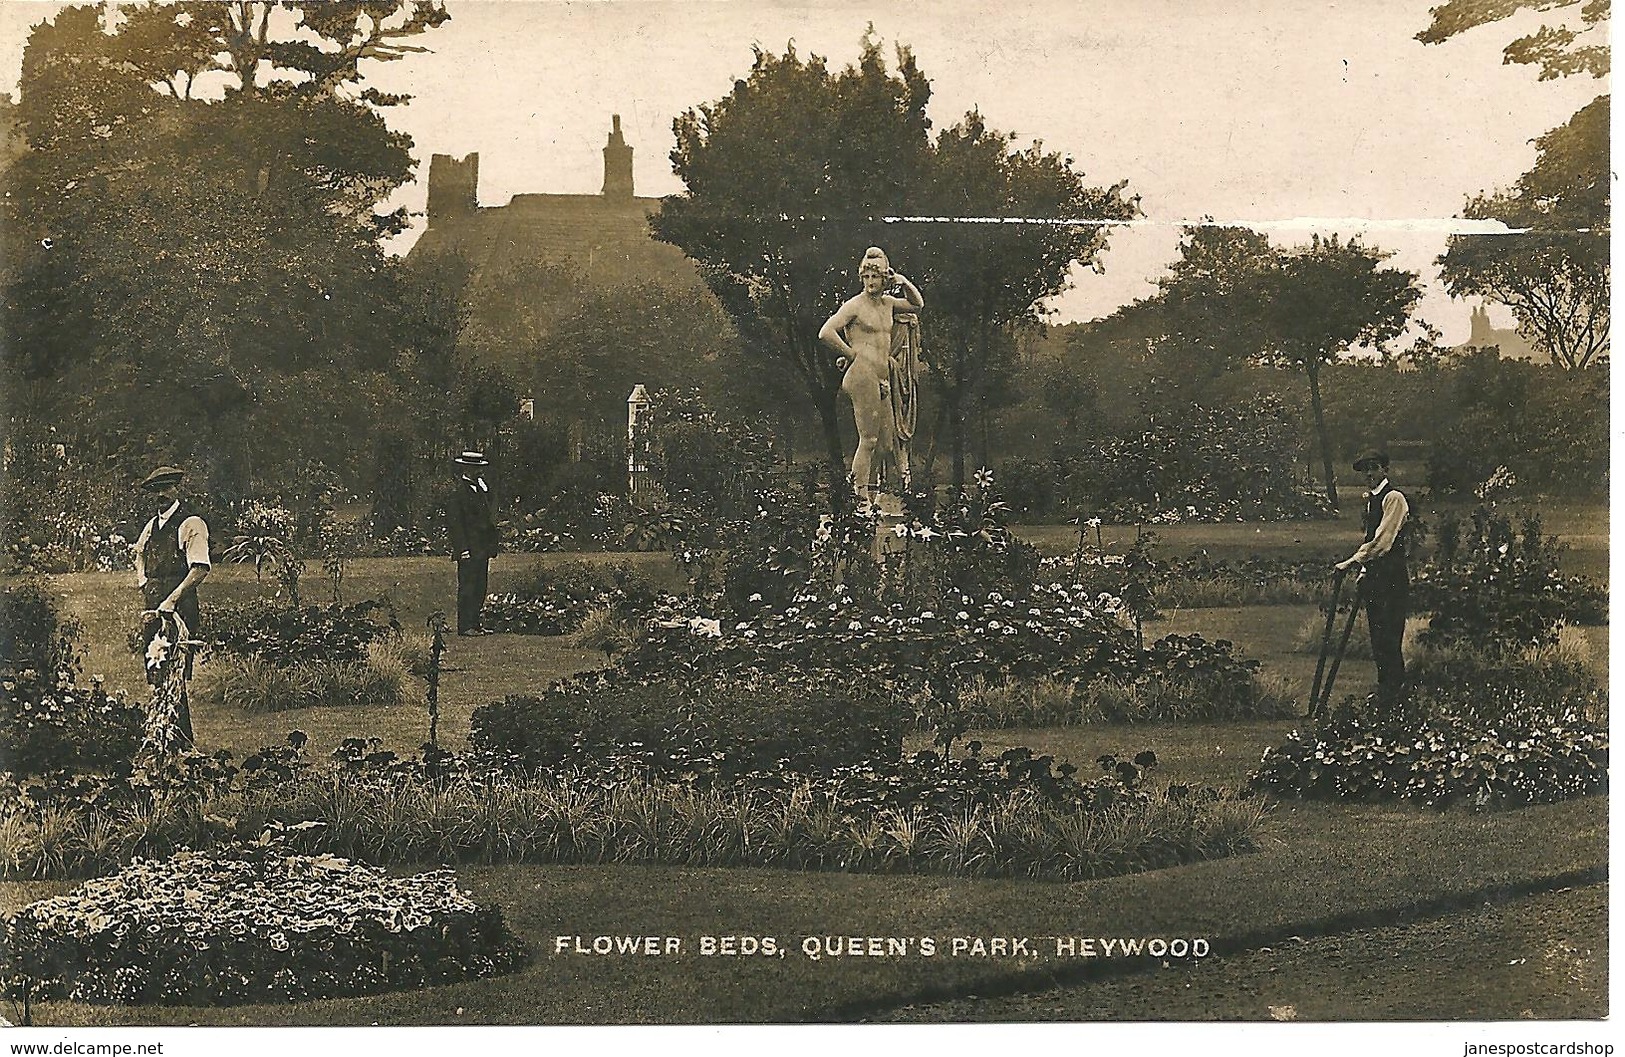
[411,193,705,294]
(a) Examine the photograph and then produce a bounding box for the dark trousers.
[1364,581,1408,697]
[457,556,490,632]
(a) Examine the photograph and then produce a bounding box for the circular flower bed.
[3,837,529,1005]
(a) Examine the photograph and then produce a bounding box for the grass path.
[877,882,1608,1022]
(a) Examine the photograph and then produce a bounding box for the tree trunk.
[950,396,966,490]
[814,390,848,513]
[1307,360,1338,508]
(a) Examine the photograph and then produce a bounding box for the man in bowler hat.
[449,450,500,636]
[1335,449,1410,706]
[132,465,210,742]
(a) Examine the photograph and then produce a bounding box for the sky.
[0,0,1607,340]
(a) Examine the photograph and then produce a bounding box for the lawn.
[1,794,1603,1024]
[5,515,1607,1024]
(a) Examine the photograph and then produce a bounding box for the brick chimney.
[602,114,634,200]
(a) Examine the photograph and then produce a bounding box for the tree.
[653,35,933,503]
[1436,96,1609,370]
[1,3,452,500]
[1416,0,1609,81]
[914,111,1135,486]
[1255,236,1423,506]
[1151,225,1277,383]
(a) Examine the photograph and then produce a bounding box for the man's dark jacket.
[449,479,500,559]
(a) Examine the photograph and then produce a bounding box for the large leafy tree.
[1,2,451,497]
[1418,0,1608,371]
[1436,96,1609,370]
[914,111,1136,486]
[652,37,934,501]
[1254,236,1423,506]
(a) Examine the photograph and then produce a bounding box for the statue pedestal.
[872,490,906,560]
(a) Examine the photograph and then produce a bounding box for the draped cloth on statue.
[884,310,923,493]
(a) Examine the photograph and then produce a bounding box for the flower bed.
[0,670,145,777]
[1248,712,1607,809]
[469,668,902,778]
[207,599,400,667]
[615,590,1287,723]
[0,736,1264,884]
[2,838,529,1005]
[481,561,661,637]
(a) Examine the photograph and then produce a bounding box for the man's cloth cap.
[140,466,185,491]
[1352,449,1390,472]
[453,450,489,467]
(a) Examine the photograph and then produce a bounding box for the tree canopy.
[1416,0,1609,80]
[1,2,454,502]
[653,33,1134,500]
[1436,96,1609,370]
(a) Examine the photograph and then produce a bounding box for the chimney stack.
[602,114,634,200]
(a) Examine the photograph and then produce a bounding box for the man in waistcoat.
[132,465,210,742]
[448,450,500,636]
[1335,449,1410,708]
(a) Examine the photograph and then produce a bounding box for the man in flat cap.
[448,450,500,636]
[1335,449,1410,708]
[132,466,211,742]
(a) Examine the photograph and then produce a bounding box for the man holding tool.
[1335,449,1411,709]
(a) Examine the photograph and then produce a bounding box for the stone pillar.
[627,384,651,493]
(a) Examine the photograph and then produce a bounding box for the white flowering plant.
[2,832,529,1006]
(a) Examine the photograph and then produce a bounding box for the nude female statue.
[818,248,924,502]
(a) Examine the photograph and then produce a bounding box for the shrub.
[483,561,661,636]
[469,669,904,780]
[195,652,409,714]
[1412,497,1599,654]
[2,838,529,1005]
[1,582,83,679]
[1247,711,1606,809]
[207,598,400,666]
[0,671,145,777]
[1049,397,1328,523]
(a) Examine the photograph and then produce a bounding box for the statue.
[818,247,925,504]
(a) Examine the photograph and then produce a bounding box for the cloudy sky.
[0,0,1605,338]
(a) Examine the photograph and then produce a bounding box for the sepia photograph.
[0,0,1610,1047]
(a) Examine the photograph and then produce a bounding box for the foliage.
[1029,399,1327,523]
[206,598,400,667]
[482,561,660,636]
[468,670,904,781]
[1248,711,1606,809]
[2,837,528,1005]
[1436,97,1609,371]
[0,737,1263,885]
[2,2,459,509]
[1416,0,1609,82]
[911,111,1137,486]
[1,581,83,679]
[1252,632,1607,808]
[0,670,144,778]
[1412,503,1586,653]
[653,34,935,493]
[193,653,410,714]
[1422,353,1608,497]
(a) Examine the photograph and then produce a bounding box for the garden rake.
[1309,567,1363,716]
